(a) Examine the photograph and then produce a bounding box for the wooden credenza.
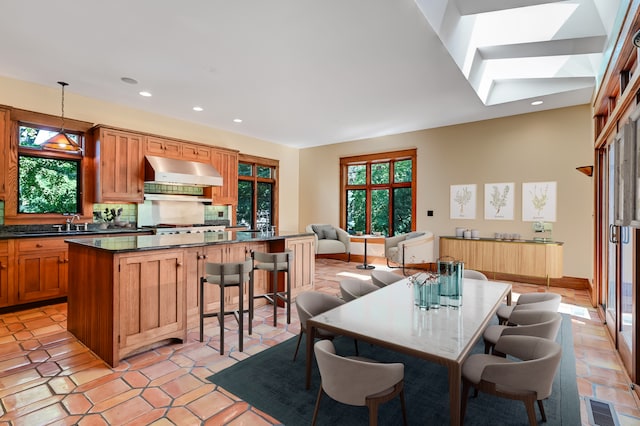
[439,236,563,279]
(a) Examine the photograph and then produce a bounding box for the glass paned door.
[620,226,634,349]
[606,142,617,329]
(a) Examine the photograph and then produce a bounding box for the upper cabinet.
[93,127,144,203]
[145,136,182,159]
[0,108,7,199]
[210,148,239,205]
[182,143,212,163]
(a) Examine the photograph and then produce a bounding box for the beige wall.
[0,77,300,231]
[299,105,594,279]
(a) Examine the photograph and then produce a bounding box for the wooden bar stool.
[251,250,292,326]
[199,258,253,354]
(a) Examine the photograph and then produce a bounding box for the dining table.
[305,276,512,426]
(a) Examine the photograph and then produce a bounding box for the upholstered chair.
[483,310,562,354]
[461,335,562,426]
[497,293,562,325]
[464,269,488,280]
[370,270,403,288]
[312,340,408,426]
[384,231,435,273]
[293,291,356,361]
[339,279,379,302]
[306,224,351,261]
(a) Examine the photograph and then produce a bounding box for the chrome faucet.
[65,214,81,231]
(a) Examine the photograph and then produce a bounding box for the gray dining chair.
[340,279,379,302]
[370,269,403,288]
[461,335,562,426]
[313,340,408,426]
[464,269,488,280]
[293,291,356,361]
[497,292,562,325]
[483,310,562,354]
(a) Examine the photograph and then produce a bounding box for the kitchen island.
[66,230,315,367]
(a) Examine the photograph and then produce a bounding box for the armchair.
[385,231,435,273]
[306,224,351,261]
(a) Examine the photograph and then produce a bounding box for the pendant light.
[40,81,83,152]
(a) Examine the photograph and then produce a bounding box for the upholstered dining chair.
[339,279,379,302]
[384,231,435,273]
[483,310,562,354]
[370,269,403,288]
[497,293,562,325]
[464,269,488,280]
[313,340,408,426]
[293,291,358,361]
[461,335,562,426]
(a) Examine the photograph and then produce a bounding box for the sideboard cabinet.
[439,237,563,280]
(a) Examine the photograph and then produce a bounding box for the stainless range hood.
[145,155,223,187]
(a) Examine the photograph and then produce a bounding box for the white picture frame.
[484,182,514,220]
[522,181,557,222]
[450,184,476,219]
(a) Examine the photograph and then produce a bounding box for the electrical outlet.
[427,210,434,217]
[218,211,224,218]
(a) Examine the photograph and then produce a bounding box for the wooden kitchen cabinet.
[210,148,239,205]
[286,235,315,296]
[15,238,68,303]
[0,241,10,307]
[0,108,8,198]
[93,127,144,203]
[118,250,186,361]
[145,136,182,159]
[182,143,212,163]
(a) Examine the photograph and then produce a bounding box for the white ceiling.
[0,0,622,148]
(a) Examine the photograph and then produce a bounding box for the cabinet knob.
[36,244,43,248]
[176,262,183,267]
[0,263,5,269]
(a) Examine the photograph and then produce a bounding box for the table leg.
[356,238,375,270]
[305,324,315,389]
[448,363,462,426]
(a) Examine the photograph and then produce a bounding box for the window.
[341,149,416,236]
[237,155,278,230]
[18,123,83,214]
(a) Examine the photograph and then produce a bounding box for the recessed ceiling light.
[233,118,243,123]
[193,106,204,112]
[531,100,543,106]
[121,77,138,85]
[139,91,152,97]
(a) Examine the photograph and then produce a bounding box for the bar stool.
[200,258,253,354]
[251,250,292,326]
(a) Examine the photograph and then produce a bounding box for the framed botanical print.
[450,184,476,219]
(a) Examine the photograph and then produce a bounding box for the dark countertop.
[439,235,563,245]
[65,230,314,253]
[0,227,151,240]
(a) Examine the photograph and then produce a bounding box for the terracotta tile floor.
[0,258,639,425]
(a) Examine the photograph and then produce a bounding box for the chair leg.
[219,283,225,355]
[286,269,291,324]
[484,341,492,354]
[537,399,547,422]
[292,331,304,361]
[311,385,324,426]
[272,268,278,327]
[367,401,379,426]
[354,339,359,356]
[399,389,408,426]
[199,278,205,342]
[248,272,253,336]
[523,396,538,426]
[238,281,244,353]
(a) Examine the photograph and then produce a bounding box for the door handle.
[609,224,619,244]
[622,226,631,244]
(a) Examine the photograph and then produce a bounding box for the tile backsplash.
[0,200,4,225]
[92,203,137,224]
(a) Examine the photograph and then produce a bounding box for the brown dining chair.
[461,335,562,426]
[497,292,562,325]
[483,310,562,354]
[313,340,407,426]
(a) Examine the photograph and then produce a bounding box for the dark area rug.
[207,314,579,425]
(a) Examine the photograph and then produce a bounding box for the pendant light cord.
[58,81,68,132]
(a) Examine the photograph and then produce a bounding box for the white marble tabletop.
[305,276,512,425]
